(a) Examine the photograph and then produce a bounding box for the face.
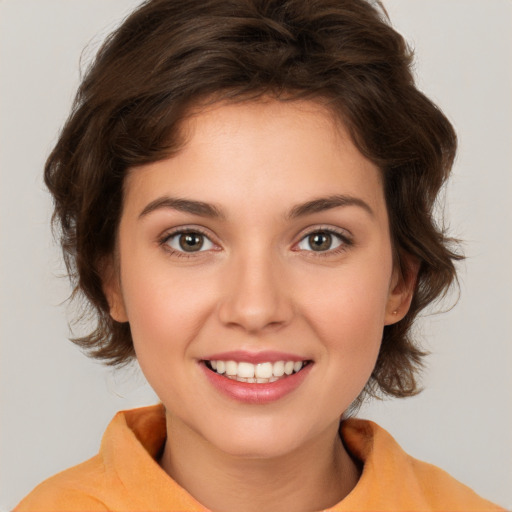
[107,100,413,459]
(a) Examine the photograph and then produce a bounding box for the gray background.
[1,0,511,509]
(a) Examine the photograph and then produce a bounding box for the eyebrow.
[139,197,225,219]
[138,193,374,220]
[287,194,374,219]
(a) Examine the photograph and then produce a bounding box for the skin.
[105,99,416,512]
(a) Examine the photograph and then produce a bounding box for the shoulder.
[338,419,505,511]
[404,455,504,511]
[14,455,109,511]
[14,405,169,512]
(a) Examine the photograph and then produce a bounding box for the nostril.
[215,263,295,333]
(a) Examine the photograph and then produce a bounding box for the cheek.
[119,260,218,355]
[305,281,387,410]
[299,255,392,361]
[316,291,385,365]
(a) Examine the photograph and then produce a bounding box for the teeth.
[284,361,294,375]
[255,362,273,379]
[225,360,237,376]
[207,359,308,382]
[237,362,255,378]
[273,360,285,377]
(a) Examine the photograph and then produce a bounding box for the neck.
[159,413,360,512]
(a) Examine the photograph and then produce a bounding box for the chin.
[214,432,302,460]
[201,415,330,460]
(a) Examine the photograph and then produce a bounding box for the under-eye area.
[203,360,313,383]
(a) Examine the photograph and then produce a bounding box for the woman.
[11,0,507,510]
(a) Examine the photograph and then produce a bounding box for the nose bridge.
[217,243,293,333]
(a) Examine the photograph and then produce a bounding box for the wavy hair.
[45,0,461,402]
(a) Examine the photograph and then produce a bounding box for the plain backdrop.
[1,0,511,510]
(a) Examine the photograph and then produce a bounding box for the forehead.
[124,99,386,220]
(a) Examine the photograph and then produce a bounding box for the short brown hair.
[46,0,461,402]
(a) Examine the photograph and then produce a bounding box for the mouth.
[203,359,312,384]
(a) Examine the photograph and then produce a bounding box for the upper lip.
[202,350,310,364]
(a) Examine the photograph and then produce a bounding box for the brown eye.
[164,230,215,253]
[179,233,204,252]
[297,230,345,252]
[308,232,332,251]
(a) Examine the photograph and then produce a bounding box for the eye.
[297,230,345,252]
[163,230,215,253]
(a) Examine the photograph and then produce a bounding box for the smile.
[204,360,311,383]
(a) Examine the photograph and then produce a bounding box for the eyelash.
[295,227,353,257]
[158,227,216,259]
[158,226,353,258]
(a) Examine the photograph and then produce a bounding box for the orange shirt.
[15,404,504,512]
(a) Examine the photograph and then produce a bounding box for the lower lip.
[201,363,312,404]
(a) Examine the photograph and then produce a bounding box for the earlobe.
[107,289,129,323]
[384,257,419,325]
[101,259,129,323]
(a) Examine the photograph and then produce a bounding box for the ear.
[101,257,129,323]
[384,254,419,326]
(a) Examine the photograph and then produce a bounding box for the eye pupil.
[179,233,204,252]
[309,232,332,251]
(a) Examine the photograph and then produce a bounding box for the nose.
[217,251,294,334]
